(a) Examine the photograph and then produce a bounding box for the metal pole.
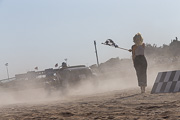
[65,58,67,64]
[94,40,100,67]
[5,63,9,80]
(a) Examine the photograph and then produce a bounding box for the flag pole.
[64,58,68,66]
[94,40,100,67]
[5,63,9,80]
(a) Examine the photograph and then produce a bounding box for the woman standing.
[129,33,147,93]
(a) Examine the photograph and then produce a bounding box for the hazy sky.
[0,0,180,79]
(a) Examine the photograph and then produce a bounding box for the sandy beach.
[0,88,180,120]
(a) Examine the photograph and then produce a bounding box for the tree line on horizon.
[145,37,180,59]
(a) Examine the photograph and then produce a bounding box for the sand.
[0,88,180,120]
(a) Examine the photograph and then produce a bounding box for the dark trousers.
[134,55,147,87]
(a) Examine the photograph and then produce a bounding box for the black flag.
[103,39,119,48]
[102,39,129,51]
[55,63,58,67]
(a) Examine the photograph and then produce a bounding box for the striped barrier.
[151,70,180,94]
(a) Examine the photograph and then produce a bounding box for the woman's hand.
[128,49,132,52]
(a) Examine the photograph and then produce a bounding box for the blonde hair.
[133,32,143,46]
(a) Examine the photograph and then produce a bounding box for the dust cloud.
[0,66,137,106]
[0,55,180,107]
